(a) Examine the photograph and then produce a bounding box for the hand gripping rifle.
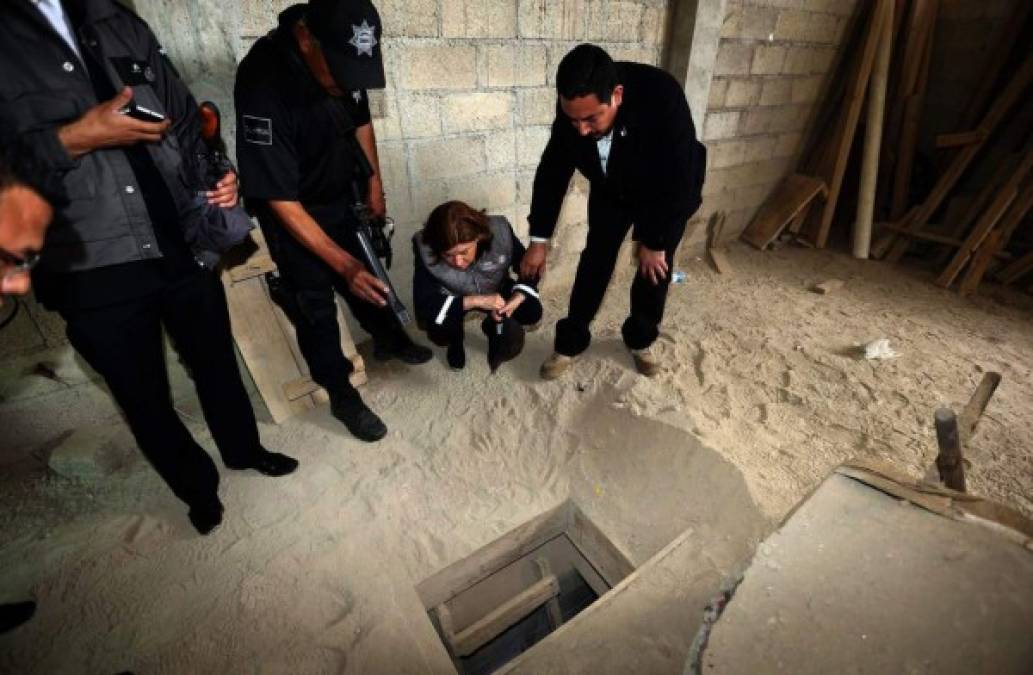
[346,135,411,326]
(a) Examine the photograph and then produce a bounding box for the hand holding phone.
[58,87,171,158]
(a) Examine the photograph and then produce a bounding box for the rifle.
[346,135,411,326]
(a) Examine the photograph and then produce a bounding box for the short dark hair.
[556,44,619,103]
[422,201,492,256]
[0,133,52,198]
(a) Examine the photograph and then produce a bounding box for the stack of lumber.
[741,1,1033,297]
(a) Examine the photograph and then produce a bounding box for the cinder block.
[518,87,558,126]
[807,0,860,17]
[640,5,665,46]
[397,93,442,138]
[443,0,517,38]
[774,131,802,158]
[723,5,780,39]
[741,135,778,162]
[438,173,518,210]
[484,44,548,87]
[412,136,485,181]
[609,46,657,65]
[485,129,518,171]
[726,78,762,107]
[782,46,835,75]
[592,1,645,43]
[517,169,538,204]
[708,140,746,169]
[775,9,839,43]
[708,78,730,109]
[441,92,514,133]
[751,45,786,75]
[396,44,477,89]
[703,111,741,140]
[376,141,410,194]
[714,43,753,76]
[519,0,566,39]
[379,0,439,37]
[518,125,552,166]
[791,75,824,103]
[759,78,792,106]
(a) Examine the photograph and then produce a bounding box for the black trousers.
[555,192,688,356]
[259,213,405,397]
[60,269,261,507]
[424,288,543,348]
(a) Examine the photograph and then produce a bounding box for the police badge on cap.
[306,0,386,90]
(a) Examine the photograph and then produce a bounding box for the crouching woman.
[413,201,542,369]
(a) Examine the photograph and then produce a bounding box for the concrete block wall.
[690,0,859,250]
[236,0,670,303]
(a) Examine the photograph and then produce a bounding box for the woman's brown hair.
[422,201,492,256]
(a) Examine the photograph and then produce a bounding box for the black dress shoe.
[0,601,36,634]
[373,339,433,364]
[446,342,466,370]
[225,449,299,477]
[188,499,223,536]
[330,392,388,442]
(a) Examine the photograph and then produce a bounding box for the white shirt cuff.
[529,236,549,243]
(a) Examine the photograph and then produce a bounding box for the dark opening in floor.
[416,501,634,674]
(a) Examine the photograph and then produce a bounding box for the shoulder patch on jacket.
[242,115,273,145]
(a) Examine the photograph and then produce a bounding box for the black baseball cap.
[305,0,386,90]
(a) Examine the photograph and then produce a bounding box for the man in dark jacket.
[235,0,431,443]
[0,0,298,535]
[521,44,706,379]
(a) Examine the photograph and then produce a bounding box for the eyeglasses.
[0,248,41,276]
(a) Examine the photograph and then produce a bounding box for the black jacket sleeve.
[507,225,540,298]
[412,239,464,331]
[526,116,576,240]
[632,84,705,251]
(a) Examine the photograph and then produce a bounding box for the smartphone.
[119,101,165,123]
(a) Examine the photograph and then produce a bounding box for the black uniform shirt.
[234,19,371,228]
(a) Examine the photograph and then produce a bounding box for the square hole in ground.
[415,500,634,675]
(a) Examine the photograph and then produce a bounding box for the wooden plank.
[568,509,635,588]
[936,148,1033,288]
[958,184,1033,295]
[450,575,560,657]
[787,201,811,234]
[957,229,1002,296]
[222,273,315,424]
[811,0,892,248]
[228,253,276,283]
[740,174,827,249]
[996,249,1033,285]
[414,501,571,610]
[889,0,937,222]
[707,248,732,275]
[535,558,564,630]
[959,372,1002,443]
[883,53,1033,262]
[935,129,988,149]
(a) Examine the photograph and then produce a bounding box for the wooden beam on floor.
[450,575,560,657]
[936,147,1033,288]
[882,53,1033,262]
[740,174,827,249]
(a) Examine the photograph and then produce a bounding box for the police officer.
[0,0,299,536]
[235,0,431,443]
[522,44,706,379]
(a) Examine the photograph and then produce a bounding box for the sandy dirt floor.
[1,242,1031,673]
